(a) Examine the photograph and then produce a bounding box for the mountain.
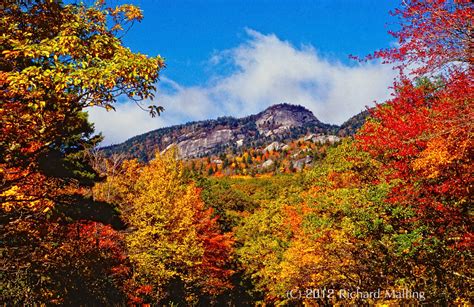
[337,110,371,137]
[101,103,368,161]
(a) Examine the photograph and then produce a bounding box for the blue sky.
[122,0,399,85]
[88,0,402,145]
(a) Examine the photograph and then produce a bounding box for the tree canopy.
[1,0,164,213]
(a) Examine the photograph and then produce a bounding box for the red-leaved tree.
[370,0,473,76]
[355,1,472,302]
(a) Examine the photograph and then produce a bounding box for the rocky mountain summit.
[255,104,319,136]
[102,103,367,161]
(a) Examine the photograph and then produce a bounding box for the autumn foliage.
[1,219,130,304]
[233,0,473,304]
[358,0,473,253]
[1,0,163,304]
[124,151,234,303]
[369,0,473,76]
[1,0,164,213]
[358,75,473,249]
[1,0,472,305]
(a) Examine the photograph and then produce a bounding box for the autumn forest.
[1,0,473,305]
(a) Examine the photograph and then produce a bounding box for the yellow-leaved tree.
[117,149,234,304]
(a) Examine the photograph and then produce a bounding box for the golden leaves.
[93,150,234,301]
[412,138,452,179]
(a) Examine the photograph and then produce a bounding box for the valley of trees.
[1,0,472,305]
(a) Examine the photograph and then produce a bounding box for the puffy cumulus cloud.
[89,29,396,145]
[207,29,396,121]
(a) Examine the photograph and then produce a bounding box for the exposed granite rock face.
[262,159,275,168]
[255,103,318,135]
[263,141,285,153]
[102,103,341,161]
[303,134,341,144]
[294,155,314,171]
[177,128,234,157]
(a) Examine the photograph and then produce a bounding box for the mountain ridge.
[102,103,369,161]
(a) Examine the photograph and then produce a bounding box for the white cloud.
[87,103,171,146]
[89,29,396,146]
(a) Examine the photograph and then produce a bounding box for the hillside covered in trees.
[101,103,356,161]
[1,0,472,305]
